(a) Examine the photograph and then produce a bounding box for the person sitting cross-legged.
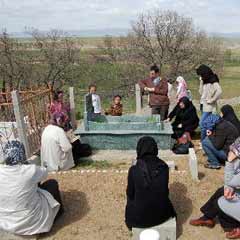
[0,140,64,236]
[125,136,176,230]
[190,137,240,239]
[202,114,238,169]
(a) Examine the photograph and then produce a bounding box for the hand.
[144,87,149,91]
[224,188,235,200]
[206,130,212,136]
[178,123,182,128]
[207,99,213,104]
[228,151,237,162]
[148,88,155,92]
[164,118,170,123]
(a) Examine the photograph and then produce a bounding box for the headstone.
[188,148,199,181]
[132,218,176,240]
[135,84,142,115]
[0,230,38,240]
[69,87,77,130]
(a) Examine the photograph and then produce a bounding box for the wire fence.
[0,88,52,157]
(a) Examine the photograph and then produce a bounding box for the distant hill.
[210,32,240,39]
[9,28,130,38]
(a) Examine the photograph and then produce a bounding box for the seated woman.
[190,137,240,239]
[167,97,199,140]
[48,90,71,131]
[105,95,123,116]
[125,136,176,230]
[41,112,75,171]
[0,140,63,235]
[221,105,240,135]
[202,114,238,169]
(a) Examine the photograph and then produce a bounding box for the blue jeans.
[202,137,227,166]
[200,112,212,141]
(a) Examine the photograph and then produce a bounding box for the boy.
[105,95,123,116]
[86,84,102,115]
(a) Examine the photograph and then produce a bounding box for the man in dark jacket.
[138,65,169,120]
[202,114,239,169]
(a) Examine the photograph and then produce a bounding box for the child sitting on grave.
[105,95,123,116]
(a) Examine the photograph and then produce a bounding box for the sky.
[0,0,240,34]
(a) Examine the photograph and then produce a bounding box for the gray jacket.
[199,81,222,112]
[218,159,240,222]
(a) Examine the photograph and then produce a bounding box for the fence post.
[11,90,31,159]
[135,84,142,115]
[69,87,77,130]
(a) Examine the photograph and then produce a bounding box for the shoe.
[204,163,221,170]
[189,217,215,228]
[226,228,240,239]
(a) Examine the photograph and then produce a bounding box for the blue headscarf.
[202,114,221,131]
[3,140,28,166]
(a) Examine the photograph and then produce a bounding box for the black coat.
[168,98,199,136]
[209,119,239,154]
[125,158,176,229]
[221,105,240,136]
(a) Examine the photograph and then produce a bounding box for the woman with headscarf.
[190,137,240,239]
[221,105,240,135]
[125,136,176,230]
[41,112,75,172]
[167,97,199,141]
[202,114,238,169]
[196,65,222,141]
[0,140,63,236]
[176,76,188,101]
[48,90,71,131]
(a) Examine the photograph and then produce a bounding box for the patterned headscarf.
[230,137,240,158]
[3,140,28,166]
[202,114,221,131]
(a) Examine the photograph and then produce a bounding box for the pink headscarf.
[176,76,188,101]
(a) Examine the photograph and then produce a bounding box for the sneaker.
[204,163,221,170]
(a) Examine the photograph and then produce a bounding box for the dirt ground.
[39,146,228,240]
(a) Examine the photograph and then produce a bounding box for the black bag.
[172,142,193,155]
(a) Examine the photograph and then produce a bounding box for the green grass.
[74,160,113,169]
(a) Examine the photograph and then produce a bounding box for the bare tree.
[130,10,223,77]
[99,10,223,80]
[0,29,80,92]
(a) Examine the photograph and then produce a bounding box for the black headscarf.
[136,136,166,188]
[196,64,219,84]
[221,105,240,134]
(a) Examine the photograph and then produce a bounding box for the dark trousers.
[151,105,169,121]
[72,139,92,165]
[39,179,64,221]
[201,187,240,229]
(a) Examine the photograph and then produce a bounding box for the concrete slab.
[132,218,176,240]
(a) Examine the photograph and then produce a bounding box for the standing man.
[138,65,169,120]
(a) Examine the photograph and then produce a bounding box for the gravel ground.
[38,144,229,240]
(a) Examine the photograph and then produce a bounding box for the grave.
[132,218,176,240]
[75,110,174,150]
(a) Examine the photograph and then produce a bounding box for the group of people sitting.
[1,63,240,239]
